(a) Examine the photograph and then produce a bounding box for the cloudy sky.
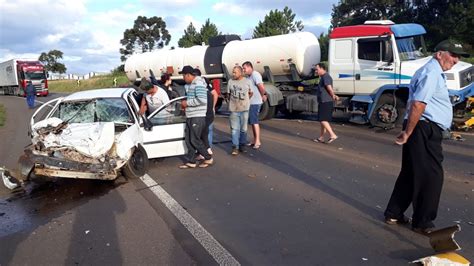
[0,0,338,75]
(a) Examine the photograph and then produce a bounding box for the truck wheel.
[123,145,149,179]
[369,94,406,128]
[258,101,276,120]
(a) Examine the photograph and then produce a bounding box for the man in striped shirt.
[179,65,213,169]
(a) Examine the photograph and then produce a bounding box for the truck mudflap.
[19,149,119,180]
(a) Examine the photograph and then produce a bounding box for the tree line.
[39,1,473,75]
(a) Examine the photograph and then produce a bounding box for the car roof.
[62,88,135,102]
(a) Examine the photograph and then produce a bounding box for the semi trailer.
[125,20,473,128]
[0,59,49,97]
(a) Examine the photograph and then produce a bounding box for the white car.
[19,88,187,181]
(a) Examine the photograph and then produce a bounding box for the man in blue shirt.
[384,40,470,235]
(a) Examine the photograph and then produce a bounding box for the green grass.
[48,73,130,93]
[0,104,5,127]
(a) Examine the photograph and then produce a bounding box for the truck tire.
[369,94,406,128]
[258,101,276,120]
[123,145,149,179]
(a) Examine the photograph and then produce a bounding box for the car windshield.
[52,98,132,123]
[396,35,427,61]
[25,71,46,80]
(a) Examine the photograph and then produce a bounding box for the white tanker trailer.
[125,32,321,120]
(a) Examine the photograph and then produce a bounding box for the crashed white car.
[19,88,187,181]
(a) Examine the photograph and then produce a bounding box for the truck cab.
[329,20,473,128]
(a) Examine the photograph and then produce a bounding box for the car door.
[141,96,187,159]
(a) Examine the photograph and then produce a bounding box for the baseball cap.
[434,40,470,58]
[179,65,195,75]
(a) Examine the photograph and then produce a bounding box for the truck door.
[141,96,187,159]
[354,37,395,94]
[329,38,355,95]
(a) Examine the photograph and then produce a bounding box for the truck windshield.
[25,72,46,80]
[396,35,427,61]
[51,98,132,123]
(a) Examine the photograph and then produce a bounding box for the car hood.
[32,117,116,159]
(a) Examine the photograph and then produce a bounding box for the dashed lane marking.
[140,174,240,266]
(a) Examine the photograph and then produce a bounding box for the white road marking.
[139,174,240,266]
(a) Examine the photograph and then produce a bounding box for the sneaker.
[231,148,239,155]
[385,215,411,225]
[238,146,247,153]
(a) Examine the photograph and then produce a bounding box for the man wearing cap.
[138,77,170,115]
[384,40,469,235]
[179,65,213,168]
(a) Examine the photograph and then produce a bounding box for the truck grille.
[460,66,473,88]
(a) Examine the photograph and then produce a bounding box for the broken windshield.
[396,35,427,61]
[51,98,133,123]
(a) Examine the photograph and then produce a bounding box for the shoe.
[313,137,324,143]
[326,136,338,144]
[196,155,205,161]
[231,148,239,155]
[412,227,434,236]
[246,143,254,147]
[207,148,213,155]
[179,163,197,169]
[238,146,247,153]
[203,158,213,165]
[385,215,411,225]
[198,163,210,168]
[253,144,261,149]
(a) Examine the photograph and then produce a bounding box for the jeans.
[229,111,249,148]
[185,117,211,163]
[26,95,35,108]
[208,122,214,148]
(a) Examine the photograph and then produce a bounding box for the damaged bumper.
[19,149,120,180]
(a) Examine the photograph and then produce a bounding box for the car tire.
[123,145,149,179]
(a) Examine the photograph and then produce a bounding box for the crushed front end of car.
[19,117,135,181]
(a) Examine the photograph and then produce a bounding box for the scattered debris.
[450,133,466,142]
[248,173,257,178]
[1,167,20,190]
[362,258,368,261]
[85,230,90,234]
[467,222,474,226]
[376,205,382,209]
[412,252,470,266]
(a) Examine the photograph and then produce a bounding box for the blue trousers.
[229,111,249,148]
[26,95,35,108]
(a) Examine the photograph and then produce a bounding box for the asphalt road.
[1,94,473,265]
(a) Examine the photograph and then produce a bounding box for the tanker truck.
[0,59,49,97]
[125,20,473,128]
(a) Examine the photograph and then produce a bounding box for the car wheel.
[369,94,406,128]
[123,145,149,179]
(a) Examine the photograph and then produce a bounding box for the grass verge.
[48,73,130,93]
[0,104,5,127]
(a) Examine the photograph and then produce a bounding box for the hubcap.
[377,104,398,124]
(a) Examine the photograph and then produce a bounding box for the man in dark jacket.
[25,81,36,109]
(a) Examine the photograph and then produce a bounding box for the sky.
[0,0,338,75]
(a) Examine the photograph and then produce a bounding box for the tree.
[178,19,221,48]
[252,6,303,38]
[199,19,221,45]
[330,0,473,53]
[38,50,67,74]
[178,22,200,48]
[120,16,171,62]
[318,32,330,62]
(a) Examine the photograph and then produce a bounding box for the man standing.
[25,81,36,109]
[227,66,253,155]
[384,40,469,234]
[313,63,339,144]
[179,65,213,169]
[242,61,265,149]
